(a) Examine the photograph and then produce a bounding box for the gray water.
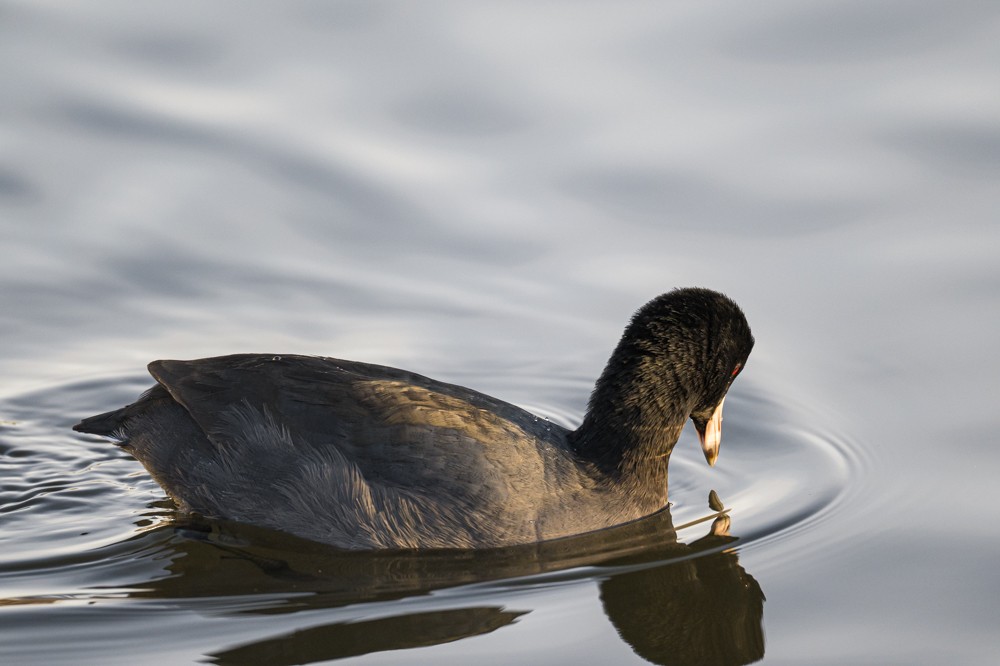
[2,1,999,664]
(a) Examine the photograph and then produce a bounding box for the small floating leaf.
[708,489,724,511]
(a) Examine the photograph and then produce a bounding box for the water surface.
[2,1,999,664]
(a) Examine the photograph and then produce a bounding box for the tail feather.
[73,407,129,439]
[73,383,174,442]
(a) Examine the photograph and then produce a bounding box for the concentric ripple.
[1,371,860,665]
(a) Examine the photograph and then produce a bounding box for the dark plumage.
[74,288,753,550]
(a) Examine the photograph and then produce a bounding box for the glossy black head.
[625,287,752,406]
[578,287,753,469]
[574,287,753,476]
[670,290,753,464]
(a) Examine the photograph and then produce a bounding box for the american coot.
[74,288,753,550]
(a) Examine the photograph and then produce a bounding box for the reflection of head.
[599,541,765,666]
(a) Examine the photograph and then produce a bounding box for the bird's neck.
[570,351,695,502]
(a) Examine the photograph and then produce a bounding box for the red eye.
[731,363,742,378]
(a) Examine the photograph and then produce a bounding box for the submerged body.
[74,288,753,550]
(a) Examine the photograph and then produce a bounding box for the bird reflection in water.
[126,494,763,666]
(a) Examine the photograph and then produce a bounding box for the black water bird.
[74,288,753,550]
